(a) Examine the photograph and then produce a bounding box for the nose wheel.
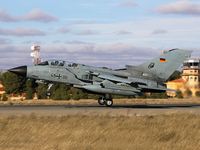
[46,91,51,96]
[98,95,113,107]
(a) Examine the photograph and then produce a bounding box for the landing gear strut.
[98,95,113,107]
[46,83,53,96]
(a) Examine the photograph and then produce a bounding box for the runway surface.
[1,104,200,116]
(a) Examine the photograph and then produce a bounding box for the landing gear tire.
[98,97,105,105]
[105,99,113,107]
[46,91,51,96]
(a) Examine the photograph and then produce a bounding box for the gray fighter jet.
[9,49,192,106]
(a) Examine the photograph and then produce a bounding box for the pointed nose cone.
[8,66,27,77]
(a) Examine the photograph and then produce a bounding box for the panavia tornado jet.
[9,49,192,106]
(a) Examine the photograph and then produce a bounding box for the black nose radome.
[8,66,27,77]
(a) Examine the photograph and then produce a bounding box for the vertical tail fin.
[138,49,192,81]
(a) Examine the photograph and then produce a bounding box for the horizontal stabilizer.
[91,72,147,86]
[98,74,132,84]
[138,85,180,93]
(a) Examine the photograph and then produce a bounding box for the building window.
[190,77,193,81]
[195,77,198,81]
[190,70,193,73]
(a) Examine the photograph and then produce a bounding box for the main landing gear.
[98,95,113,107]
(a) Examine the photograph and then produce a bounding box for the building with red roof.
[0,81,5,95]
[166,58,200,97]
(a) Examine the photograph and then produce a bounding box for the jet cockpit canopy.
[37,61,49,66]
[37,60,79,68]
[49,60,65,66]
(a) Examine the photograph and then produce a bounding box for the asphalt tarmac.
[1,104,200,116]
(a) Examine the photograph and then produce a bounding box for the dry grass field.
[1,97,200,106]
[1,98,200,149]
[0,113,200,150]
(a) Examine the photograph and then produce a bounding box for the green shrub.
[2,94,8,101]
[72,92,79,100]
[176,92,183,99]
[72,90,88,100]
[52,91,70,100]
[111,95,135,99]
[89,94,102,100]
[25,88,33,100]
[37,83,48,99]
[148,93,168,99]
[51,83,70,100]
[37,90,47,99]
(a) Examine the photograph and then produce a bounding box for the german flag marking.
[160,58,165,63]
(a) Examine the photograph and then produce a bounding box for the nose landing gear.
[46,83,53,96]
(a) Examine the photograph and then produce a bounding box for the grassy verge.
[1,98,200,106]
[0,113,200,150]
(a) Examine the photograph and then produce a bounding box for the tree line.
[0,71,90,100]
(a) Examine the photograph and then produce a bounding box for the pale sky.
[1,0,200,69]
